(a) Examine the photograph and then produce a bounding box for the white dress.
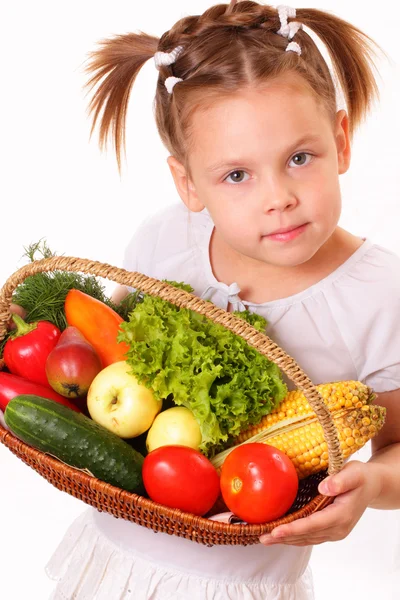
[46,203,400,600]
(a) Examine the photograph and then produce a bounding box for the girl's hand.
[7,304,27,331]
[111,285,130,305]
[259,460,382,547]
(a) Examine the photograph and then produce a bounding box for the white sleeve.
[122,208,166,275]
[330,245,400,393]
[122,202,191,278]
[356,292,400,392]
[122,219,150,273]
[353,263,400,393]
[121,215,157,294]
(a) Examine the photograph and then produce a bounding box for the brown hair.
[85,1,385,172]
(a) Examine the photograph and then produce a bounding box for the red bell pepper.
[0,372,81,413]
[3,314,61,387]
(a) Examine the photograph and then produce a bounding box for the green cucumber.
[5,394,144,494]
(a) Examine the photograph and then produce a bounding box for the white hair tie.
[154,45,184,68]
[276,5,303,54]
[286,41,301,55]
[154,45,184,93]
[286,21,303,40]
[165,76,183,94]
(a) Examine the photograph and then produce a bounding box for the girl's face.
[170,74,351,270]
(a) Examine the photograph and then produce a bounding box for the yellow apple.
[146,406,202,452]
[87,361,162,438]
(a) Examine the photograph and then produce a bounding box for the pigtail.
[295,8,386,137]
[85,32,159,169]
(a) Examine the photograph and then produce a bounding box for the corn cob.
[240,381,373,436]
[211,381,386,479]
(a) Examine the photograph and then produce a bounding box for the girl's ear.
[335,109,351,175]
[167,156,205,212]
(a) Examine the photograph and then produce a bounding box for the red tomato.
[220,443,299,524]
[143,445,220,516]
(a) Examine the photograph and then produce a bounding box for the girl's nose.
[261,175,298,214]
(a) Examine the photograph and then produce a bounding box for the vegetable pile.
[0,242,387,525]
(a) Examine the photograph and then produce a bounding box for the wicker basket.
[0,256,344,546]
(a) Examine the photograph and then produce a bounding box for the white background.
[1,1,400,599]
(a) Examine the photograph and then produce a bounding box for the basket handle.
[0,255,344,476]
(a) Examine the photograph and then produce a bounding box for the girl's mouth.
[263,223,308,242]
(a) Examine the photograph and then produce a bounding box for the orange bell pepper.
[64,289,129,367]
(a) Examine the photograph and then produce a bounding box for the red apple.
[45,326,102,399]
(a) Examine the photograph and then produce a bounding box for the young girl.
[43,1,400,598]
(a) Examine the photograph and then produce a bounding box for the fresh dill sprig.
[22,238,56,262]
[12,270,118,330]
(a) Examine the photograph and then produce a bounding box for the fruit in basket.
[87,360,162,438]
[220,443,299,524]
[3,314,61,388]
[0,372,81,413]
[211,381,386,479]
[45,326,102,399]
[4,394,145,493]
[65,289,130,367]
[146,406,202,452]
[143,445,220,516]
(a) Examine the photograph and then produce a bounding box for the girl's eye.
[224,170,250,184]
[224,154,312,184]
[290,152,312,167]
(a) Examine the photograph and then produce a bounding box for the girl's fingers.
[10,304,26,318]
[318,461,366,496]
[261,534,324,546]
[260,494,358,545]
[261,533,337,546]
[7,304,27,331]
[268,502,344,539]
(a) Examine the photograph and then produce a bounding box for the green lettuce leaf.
[118,282,287,455]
